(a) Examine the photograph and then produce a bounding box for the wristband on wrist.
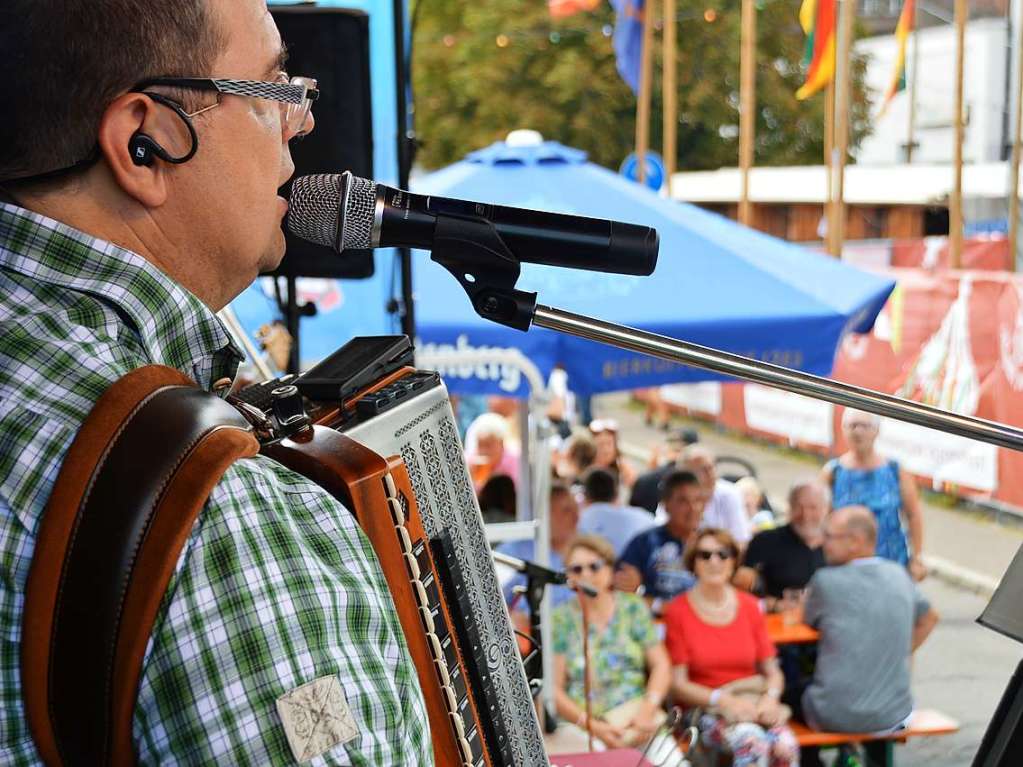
[645,691,662,706]
[766,687,781,699]
[708,688,721,707]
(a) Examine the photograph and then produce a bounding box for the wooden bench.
[790,709,960,766]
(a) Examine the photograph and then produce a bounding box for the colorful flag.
[610,0,645,94]
[880,0,915,115]
[796,0,837,100]
[549,0,600,19]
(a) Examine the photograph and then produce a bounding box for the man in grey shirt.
[802,506,939,739]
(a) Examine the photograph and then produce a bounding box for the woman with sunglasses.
[589,419,638,493]
[665,529,799,767]
[551,534,671,750]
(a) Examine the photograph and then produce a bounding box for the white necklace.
[694,587,733,613]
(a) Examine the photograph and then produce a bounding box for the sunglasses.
[694,549,734,562]
[568,561,606,575]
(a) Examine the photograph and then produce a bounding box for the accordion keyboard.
[342,378,547,767]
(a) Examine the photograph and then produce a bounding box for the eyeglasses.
[0,75,319,186]
[568,561,606,575]
[132,75,319,137]
[694,549,733,562]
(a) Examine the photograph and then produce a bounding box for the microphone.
[572,582,600,598]
[287,171,658,276]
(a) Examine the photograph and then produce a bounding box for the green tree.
[410,0,871,173]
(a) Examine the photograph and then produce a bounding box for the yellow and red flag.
[796,0,837,100]
[879,0,915,115]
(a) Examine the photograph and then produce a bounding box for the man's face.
[683,453,715,492]
[167,0,305,308]
[664,483,705,536]
[790,486,828,542]
[550,492,580,544]
[822,514,853,565]
[476,434,505,465]
[843,415,879,452]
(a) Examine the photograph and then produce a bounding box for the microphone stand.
[492,551,591,708]
[428,212,1023,453]
[577,587,594,753]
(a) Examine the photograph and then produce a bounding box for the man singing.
[0,1,430,764]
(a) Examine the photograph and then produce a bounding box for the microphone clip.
[431,213,537,331]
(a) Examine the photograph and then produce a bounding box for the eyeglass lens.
[283,76,316,136]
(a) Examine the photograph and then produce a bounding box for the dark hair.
[478,474,516,521]
[1,0,227,185]
[660,469,700,502]
[566,434,597,474]
[581,467,618,503]
[683,527,739,572]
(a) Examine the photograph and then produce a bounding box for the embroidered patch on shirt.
[276,675,359,763]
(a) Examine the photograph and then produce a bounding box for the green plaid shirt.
[0,203,431,766]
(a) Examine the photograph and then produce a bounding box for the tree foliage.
[410,0,872,173]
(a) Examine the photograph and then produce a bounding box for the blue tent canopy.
[411,138,895,398]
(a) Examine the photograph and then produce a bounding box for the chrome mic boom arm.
[533,304,1023,453]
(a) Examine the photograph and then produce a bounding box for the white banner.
[660,383,722,415]
[743,385,834,447]
[877,419,998,492]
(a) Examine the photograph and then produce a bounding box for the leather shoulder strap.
[22,364,260,767]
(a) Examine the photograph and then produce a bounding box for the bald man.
[799,506,939,741]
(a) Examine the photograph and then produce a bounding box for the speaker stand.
[274,275,318,374]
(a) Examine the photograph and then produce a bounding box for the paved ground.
[900,578,1020,767]
[588,392,1023,765]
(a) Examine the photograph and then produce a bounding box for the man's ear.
[96,93,187,207]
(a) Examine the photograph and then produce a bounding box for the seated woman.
[551,534,671,750]
[665,528,799,767]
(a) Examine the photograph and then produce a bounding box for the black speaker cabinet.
[269,5,375,279]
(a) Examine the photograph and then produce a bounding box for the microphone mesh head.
[338,173,377,250]
[287,174,342,249]
[286,172,378,252]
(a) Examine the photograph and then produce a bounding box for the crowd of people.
[466,403,938,767]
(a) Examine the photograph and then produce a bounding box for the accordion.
[22,337,548,766]
[242,341,549,767]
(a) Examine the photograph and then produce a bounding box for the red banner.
[662,267,1023,509]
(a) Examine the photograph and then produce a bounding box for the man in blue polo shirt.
[577,467,656,557]
[616,470,704,614]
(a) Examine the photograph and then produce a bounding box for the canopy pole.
[825,80,835,251]
[530,303,1023,452]
[831,0,855,259]
[663,0,677,195]
[906,0,920,163]
[738,0,757,226]
[635,1,655,185]
[1009,2,1023,272]
[951,0,966,267]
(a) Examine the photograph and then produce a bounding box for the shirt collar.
[848,556,884,567]
[0,202,244,388]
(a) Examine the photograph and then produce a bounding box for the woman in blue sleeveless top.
[821,409,927,581]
